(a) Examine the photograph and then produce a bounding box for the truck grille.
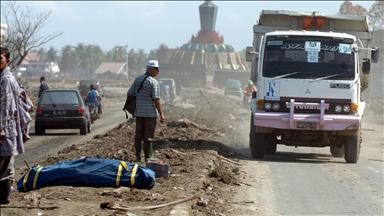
[265,97,351,114]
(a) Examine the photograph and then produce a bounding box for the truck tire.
[265,133,277,154]
[344,128,361,163]
[330,146,344,157]
[249,114,266,159]
[80,123,87,135]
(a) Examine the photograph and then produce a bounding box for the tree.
[59,45,75,75]
[136,49,148,70]
[128,48,139,72]
[45,46,59,62]
[36,47,46,61]
[1,1,63,71]
[339,0,368,15]
[369,0,384,30]
[106,46,127,62]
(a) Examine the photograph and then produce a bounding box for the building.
[94,62,127,79]
[19,52,60,77]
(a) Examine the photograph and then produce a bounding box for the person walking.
[38,76,49,100]
[19,84,33,142]
[127,60,165,163]
[0,47,25,204]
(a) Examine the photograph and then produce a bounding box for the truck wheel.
[80,123,87,135]
[265,133,277,154]
[249,114,266,159]
[330,146,344,157]
[344,128,361,163]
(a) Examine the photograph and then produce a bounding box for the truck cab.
[246,10,380,163]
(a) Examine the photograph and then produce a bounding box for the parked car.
[224,79,242,97]
[34,89,91,135]
[77,80,103,100]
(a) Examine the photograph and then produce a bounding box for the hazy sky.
[1,1,375,53]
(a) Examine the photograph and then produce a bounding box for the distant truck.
[246,10,380,163]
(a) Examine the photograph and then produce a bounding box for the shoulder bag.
[123,75,149,119]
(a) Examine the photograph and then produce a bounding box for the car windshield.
[225,80,241,87]
[40,92,79,105]
[262,36,355,80]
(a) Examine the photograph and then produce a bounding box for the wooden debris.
[199,90,220,114]
[24,160,31,170]
[100,194,200,211]
[170,148,187,155]
[0,205,59,210]
[160,129,166,138]
[211,153,244,166]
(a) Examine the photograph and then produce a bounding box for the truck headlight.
[335,105,342,113]
[343,105,350,113]
[272,103,280,110]
[264,102,272,110]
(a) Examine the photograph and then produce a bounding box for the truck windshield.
[262,36,355,80]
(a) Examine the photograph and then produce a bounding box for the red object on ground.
[146,161,170,178]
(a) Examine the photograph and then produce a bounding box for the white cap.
[146,60,161,68]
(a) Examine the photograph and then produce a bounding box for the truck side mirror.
[246,46,259,62]
[362,58,371,74]
[371,47,379,63]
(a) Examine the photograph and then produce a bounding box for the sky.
[1,1,376,53]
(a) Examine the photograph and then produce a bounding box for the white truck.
[246,10,380,163]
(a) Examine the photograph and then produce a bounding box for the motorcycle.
[86,102,99,124]
[243,92,252,109]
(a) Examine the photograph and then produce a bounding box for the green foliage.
[369,0,384,30]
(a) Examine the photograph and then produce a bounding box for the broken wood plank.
[24,160,31,170]
[100,194,200,211]
[170,148,187,155]
[212,153,244,166]
[198,90,220,114]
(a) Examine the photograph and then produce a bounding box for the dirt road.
[2,79,383,216]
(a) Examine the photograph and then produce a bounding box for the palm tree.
[37,47,46,61]
[59,45,75,74]
[45,46,59,62]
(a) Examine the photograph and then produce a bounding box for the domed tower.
[159,1,250,87]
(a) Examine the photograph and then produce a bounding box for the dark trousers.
[135,117,157,142]
[0,156,14,181]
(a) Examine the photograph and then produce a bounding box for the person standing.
[127,60,165,163]
[0,47,25,204]
[38,76,49,100]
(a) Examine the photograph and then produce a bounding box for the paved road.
[233,109,383,216]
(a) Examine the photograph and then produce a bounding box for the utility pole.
[125,44,129,79]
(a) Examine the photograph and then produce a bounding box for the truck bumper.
[254,99,363,131]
